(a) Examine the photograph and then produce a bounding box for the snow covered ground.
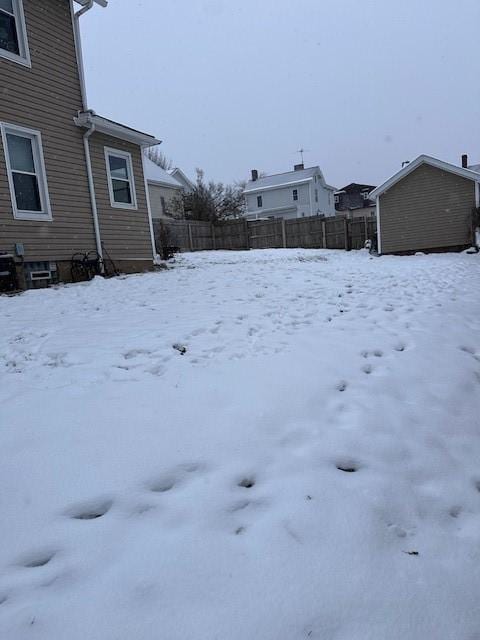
[1,248,480,640]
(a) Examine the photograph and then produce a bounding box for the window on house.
[1,123,51,220]
[334,194,340,204]
[362,191,370,200]
[293,189,298,201]
[315,189,318,203]
[257,195,263,208]
[105,148,137,209]
[160,196,166,214]
[0,0,30,66]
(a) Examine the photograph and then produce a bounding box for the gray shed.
[370,156,480,255]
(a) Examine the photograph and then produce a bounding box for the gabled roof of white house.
[144,157,183,189]
[168,168,195,192]
[370,155,480,200]
[244,166,335,194]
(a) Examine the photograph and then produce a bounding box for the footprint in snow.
[65,498,113,520]
[149,462,207,494]
[335,460,361,473]
[20,551,56,569]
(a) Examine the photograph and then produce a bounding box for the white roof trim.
[370,154,480,199]
[147,178,183,190]
[244,177,313,194]
[74,0,108,7]
[168,168,195,191]
[75,111,161,147]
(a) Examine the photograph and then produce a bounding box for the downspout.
[141,152,160,264]
[376,196,382,255]
[83,123,104,267]
[71,0,94,111]
[72,1,104,268]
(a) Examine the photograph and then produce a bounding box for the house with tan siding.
[0,0,160,289]
[370,155,480,255]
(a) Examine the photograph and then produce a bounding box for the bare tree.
[182,169,246,222]
[145,146,173,171]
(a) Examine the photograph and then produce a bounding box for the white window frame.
[0,122,52,221]
[104,147,137,210]
[0,0,31,67]
[334,194,340,204]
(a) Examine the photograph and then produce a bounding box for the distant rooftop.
[468,163,480,174]
[245,166,335,193]
[144,157,183,188]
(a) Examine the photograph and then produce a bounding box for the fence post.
[344,217,350,251]
[363,215,368,244]
[244,219,250,250]
[322,220,327,249]
[211,223,216,250]
[188,223,194,251]
[281,219,287,248]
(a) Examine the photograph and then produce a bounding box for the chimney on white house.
[294,163,304,171]
[462,154,468,169]
[251,169,258,182]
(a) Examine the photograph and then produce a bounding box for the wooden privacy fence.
[153,215,377,254]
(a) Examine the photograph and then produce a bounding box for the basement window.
[0,122,52,221]
[105,148,137,210]
[0,0,30,66]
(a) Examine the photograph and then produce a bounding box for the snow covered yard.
[1,248,480,640]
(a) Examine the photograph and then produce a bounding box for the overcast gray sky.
[81,0,480,188]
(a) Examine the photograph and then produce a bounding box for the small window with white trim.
[0,0,30,66]
[104,148,137,209]
[1,122,51,220]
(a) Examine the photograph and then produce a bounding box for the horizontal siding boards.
[88,132,152,261]
[380,163,475,254]
[0,0,96,261]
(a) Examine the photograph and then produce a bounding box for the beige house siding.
[88,132,153,261]
[379,163,476,254]
[0,0,96,261]
[148,182,183,219]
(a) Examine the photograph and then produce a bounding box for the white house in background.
[243,164,336,221]
[144,157,193,219]
[168,168,195,193]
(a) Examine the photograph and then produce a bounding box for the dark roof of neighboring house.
[468,163,480,174]
[335,183,376,194]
